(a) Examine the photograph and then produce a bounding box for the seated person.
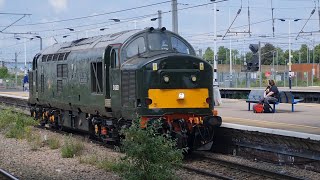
[261,79,279,105]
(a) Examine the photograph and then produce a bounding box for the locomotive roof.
[41,29,141,55]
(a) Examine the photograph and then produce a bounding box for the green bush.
[47,136,61,149]
[61,135,84,158]
[79,155,99,166]
[115,119,183,180]
[0,108,13,130]
[0,108,37,139]
[26,131,43,151]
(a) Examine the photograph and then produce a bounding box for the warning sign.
[265,71,271,77]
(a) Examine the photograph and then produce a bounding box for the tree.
[275,47,285,65]
[245,51,253,63]
[0,67,9,78]
[217,46,228,64]
[314,44,320,63]
[231,49,240,65]
[203,47,214,64]
[261,43,276,65]
[298,44,308,63]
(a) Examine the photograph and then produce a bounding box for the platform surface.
[216,98,320,140]
[0,90,29,99]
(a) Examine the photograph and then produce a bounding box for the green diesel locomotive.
[29,27,222,150]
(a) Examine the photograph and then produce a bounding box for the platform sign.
[289,72,294,77]
[265,71,271,77]
[251,72,257,79]
[312,68,315,75]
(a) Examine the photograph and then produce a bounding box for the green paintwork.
[29,28,215,122]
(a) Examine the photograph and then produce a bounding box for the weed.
[79,154,125,173]
[0,108,14,130]
[0,108,37,139]
[27,132,43,151]
[47,136,61,150]
[61,135,84,158]
[79,155,99,166]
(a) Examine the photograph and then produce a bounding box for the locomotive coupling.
[203,115,222,128]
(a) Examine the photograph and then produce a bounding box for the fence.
[217,71,320,88]
[0,78,24,90]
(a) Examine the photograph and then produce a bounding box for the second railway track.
[181,152,307,180]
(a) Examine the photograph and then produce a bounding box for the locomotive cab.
[117,28,222,149]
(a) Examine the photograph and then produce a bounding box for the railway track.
[0,94,116,150]
[0,94,315,179]
[181,152,307,180]
[0,169,19,180]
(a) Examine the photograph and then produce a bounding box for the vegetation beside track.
[0,108,185,179]
[80,119,184,180]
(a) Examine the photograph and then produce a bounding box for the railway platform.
[0,90,319,141]
[217,98,320,141]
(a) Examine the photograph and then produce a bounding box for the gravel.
[1,125,319,180]
[183,153,320,180]
[0,128,121,180]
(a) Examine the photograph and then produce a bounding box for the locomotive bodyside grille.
[121,71,136,106]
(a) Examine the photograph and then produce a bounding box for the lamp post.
[35,36,42,50]
[278,18,300,89]
[150,10,162,28]
[15,36,28,75]
[211,0,218,86]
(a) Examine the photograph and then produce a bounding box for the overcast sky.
[0,0,319,63]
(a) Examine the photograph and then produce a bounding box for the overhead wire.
[0,1,172,28]
[13,0,229,39]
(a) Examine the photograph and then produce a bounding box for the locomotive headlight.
[163,75,170,83]
[191,75,197,82]
[178,92,185,99]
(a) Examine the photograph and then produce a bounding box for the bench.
[246,90,278,112]
[279,91,304,112]
[246,90,303,112]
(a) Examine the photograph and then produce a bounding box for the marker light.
[163,75,170,83]
[206,98,211,104]
[146,98,153,105]
[191,75,197,82]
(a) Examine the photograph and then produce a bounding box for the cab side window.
[111,49,119,68]
[171,36,190,54]
[126,37,146,58]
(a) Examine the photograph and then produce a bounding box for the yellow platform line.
[223,116,320,130]
[0,92,28,97]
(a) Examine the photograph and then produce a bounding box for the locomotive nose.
[143,56,213,110]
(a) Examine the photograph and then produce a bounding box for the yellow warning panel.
[148,88,209,109]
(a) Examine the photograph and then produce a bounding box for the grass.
[47,136,61,149]
[26,130,43,151]
[0,108,37,139]
[79,154,125,173]
[61,135,84,158]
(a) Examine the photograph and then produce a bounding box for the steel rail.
[180,164,233,180]
[196,152,307,180]
[0,169,19,180]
